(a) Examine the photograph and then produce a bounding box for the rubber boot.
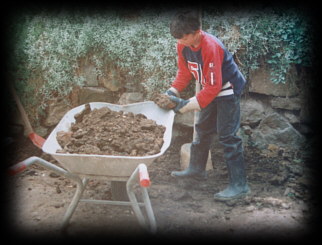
[171,166,207,180]
[171,142,208,180]
[214,158,250,200]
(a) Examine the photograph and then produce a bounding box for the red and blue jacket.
[171,31,246,108]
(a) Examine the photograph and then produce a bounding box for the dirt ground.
[3,122,320,241]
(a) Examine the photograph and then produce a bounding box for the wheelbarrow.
[9,101,175,233]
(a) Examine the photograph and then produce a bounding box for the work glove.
[165,87,180,97]
[169,96,201,114]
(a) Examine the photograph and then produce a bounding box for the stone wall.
[244,63,311,149]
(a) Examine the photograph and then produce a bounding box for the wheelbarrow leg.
[8,156,89,233]
[9,157,157,233]
[126,164,157,233]
[61,178,88,231]
[140,187,157,233]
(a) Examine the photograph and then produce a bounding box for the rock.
[270,97,301,111]
[82,64,99,86]
[282,111,300,124]
[78,87,115,105]
[248,63,299,97]
[118,92,144,105]
[44,98,72,127]
[252,197,291,209]
[76,55,99,87]
[49,172,60,178]
[281,202,291,209]
[100,69,123,91]
[240,98,267,127]
[252,112,304,149]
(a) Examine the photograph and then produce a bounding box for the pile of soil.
[56,104,165,156]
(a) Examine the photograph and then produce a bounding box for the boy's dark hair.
[170,10,201,39]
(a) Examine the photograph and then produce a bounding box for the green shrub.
[203,8,313,84]
[8,8,313,113]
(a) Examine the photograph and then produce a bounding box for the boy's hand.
[169,96,201,114]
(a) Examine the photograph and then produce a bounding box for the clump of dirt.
[152,94,176,110]
[56,104,166,156]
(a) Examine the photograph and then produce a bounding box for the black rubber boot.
[171,142,208,180]
[214,158,250,200]
[171,167,207,180]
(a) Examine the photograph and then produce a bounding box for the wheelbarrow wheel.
[111,181,129,201]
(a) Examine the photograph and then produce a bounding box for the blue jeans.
[190,94,244,170]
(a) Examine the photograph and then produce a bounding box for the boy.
[166,10,250,200]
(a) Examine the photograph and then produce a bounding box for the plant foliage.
[8,8,313,109]
[203,8,313,84]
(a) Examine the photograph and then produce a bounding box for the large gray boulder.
[251,112,304,149]
[240,97,268,127]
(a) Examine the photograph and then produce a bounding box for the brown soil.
[56,104,165,156]
[152,93,176,110]
[4,122,318,241]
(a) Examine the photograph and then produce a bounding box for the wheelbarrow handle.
[7,156,77,182]
[7,156,43,175]
[138,163,150,187]
[8,160,29,176]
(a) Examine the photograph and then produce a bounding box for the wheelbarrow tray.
[42,102,175,179]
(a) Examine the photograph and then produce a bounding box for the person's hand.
[169,96,201,114]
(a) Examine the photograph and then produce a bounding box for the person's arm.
[170,44,192,93]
